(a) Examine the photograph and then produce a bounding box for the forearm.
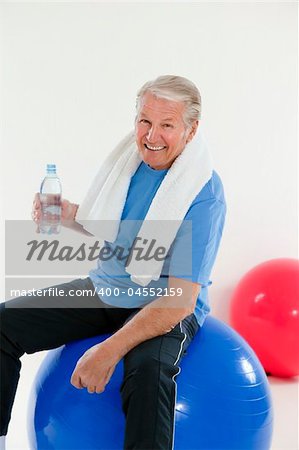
[70,296,189,393]
[107,293,195,359]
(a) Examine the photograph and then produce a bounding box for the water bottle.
[39,164,62,234]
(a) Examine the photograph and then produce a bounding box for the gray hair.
[136,75,201,127]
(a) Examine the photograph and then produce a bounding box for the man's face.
[135,92,198,170]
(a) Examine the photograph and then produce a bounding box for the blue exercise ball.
[28,316,273,449]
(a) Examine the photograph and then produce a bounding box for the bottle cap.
[46,164,56,173]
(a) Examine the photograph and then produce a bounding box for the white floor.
[5,352,299,450]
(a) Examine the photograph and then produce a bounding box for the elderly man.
[0,75,226,450]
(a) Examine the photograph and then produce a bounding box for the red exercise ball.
[230,258,299,378]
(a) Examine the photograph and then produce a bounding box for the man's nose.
[146,125,160,143]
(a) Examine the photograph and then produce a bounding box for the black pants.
[0,277,199,449]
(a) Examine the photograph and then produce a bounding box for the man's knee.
[125,351,160,381]
[121,348,178,398]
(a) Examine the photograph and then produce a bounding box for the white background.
[1,2,298,449]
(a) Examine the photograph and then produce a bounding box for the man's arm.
[70,277,200,393]
[108,277,200,354]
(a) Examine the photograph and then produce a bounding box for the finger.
[32,210,40,221]
[33,193,41,208]
[70,372,83,389]
[87,386,96,394]
[95,385,105,394]
[95,367,115,394]
[33,202,41,210]
[32,212,41,229]
[104,365,116,386]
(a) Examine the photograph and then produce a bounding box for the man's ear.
[186,120,199,144]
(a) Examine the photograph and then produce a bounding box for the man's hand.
[31,193,78,232]
[70,340,121,394]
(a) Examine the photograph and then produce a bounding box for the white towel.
[77,128,213,286]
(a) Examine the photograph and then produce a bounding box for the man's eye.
[163,124,173,128]
[140,119,150,124]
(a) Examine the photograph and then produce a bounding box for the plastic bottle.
[39,164,62,234]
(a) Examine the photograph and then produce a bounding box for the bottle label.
[40,194,61,234]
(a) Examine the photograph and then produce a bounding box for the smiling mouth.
[144,144,166,152]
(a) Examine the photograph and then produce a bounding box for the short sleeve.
[168,183,226,285]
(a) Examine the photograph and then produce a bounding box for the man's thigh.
[1,277,135,354]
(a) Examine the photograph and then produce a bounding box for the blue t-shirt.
[89,161,226,326]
